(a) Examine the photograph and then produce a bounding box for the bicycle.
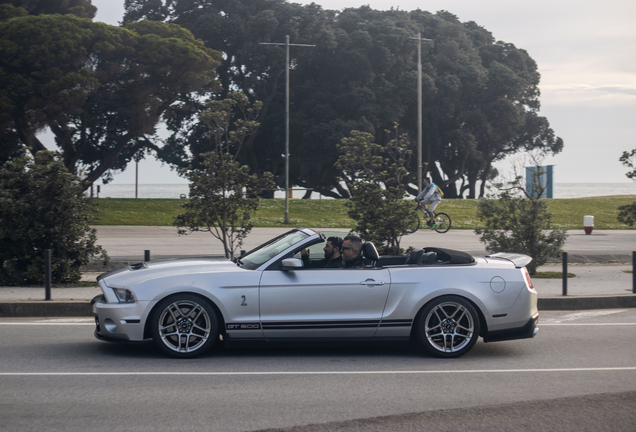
[407,203,451,234]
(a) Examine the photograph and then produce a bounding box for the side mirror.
[281,258,303,271]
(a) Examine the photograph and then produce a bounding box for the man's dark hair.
[343,235,362,254]
[327,236,343,251]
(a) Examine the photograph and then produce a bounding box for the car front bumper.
[91,295,150,342]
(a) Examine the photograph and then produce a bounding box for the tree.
[0,3,222,189]
[125,0,332,194]
[617,149,636,226]
[474,165,567,275]
[124,1,563,198]
[0,0,96,18]
[174,95,274,259]
[619,149,636,180]
[335,128,416,255]
[0,151,108,285]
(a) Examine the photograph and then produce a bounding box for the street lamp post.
[135,151,139,199]
[260,36,315,224]
[409,33,433,195]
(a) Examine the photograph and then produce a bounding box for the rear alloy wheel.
[433,212,451,233]
[416,296,480,358]
[152,294,218,358]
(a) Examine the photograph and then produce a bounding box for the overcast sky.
[91,0,636,184]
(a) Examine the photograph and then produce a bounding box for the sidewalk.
[1,227,635,316]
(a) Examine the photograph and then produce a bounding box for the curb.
[0,301,93,317]
[2,296,636,317]
[537,295,636,311]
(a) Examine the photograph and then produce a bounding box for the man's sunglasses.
[341,246,354,251]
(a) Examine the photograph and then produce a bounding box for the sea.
[93,183,636,199]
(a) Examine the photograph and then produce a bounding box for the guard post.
[562,251,568,296]
[44,249,51,300]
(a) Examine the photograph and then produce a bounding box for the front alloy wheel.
[416,296,480,358]
[152,294,218,358]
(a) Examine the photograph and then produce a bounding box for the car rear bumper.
[482,313,539,343]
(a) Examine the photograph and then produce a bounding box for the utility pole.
[260,36,315,224]
[135,150,140,199]
[135,152,139,199]
[409,33,433,195]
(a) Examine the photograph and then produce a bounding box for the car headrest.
[418,251,437,265]
[409,249,424,264]
[362,242,379,261]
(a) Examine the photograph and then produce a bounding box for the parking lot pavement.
[86,227,636,263]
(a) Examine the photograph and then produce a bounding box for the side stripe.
[228,319,415,331]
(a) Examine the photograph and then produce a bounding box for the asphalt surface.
[1,310,635,431]
[0,227,635,316]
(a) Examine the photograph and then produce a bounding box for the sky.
[90,0,636,185]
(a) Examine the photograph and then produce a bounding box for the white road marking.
[0,322,94,326]
[1,317,635,327]
[0,367,635,377]
[541,310,627,323]
[0,318,94,325]
[540,323,636,326]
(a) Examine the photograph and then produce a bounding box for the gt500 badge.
[226,323,261,330]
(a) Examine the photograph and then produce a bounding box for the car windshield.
[238,230,310,270]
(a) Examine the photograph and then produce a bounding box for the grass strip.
[533,272,576,279]
[90,195,636,229]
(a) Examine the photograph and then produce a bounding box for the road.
[1,310,635,431]
[90,227,636,264]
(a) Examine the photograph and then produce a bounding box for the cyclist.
[414,177,442,229]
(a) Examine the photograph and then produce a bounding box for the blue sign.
[526,166,553,199]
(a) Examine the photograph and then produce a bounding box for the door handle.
[360,279,385,286]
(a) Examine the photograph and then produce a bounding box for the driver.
[301,236,343,268]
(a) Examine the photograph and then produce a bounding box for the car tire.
[151,294,219,358]
[415,295,480,358]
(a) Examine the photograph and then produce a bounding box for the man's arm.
[414,188,427,202]
[301,249,313,268]
[415,186,433,202]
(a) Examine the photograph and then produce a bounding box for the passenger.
[341,235,372,268]
[301,236,343,268]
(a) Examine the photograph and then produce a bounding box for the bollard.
[633,251,635,294]
[583,215,594,235]
[144,250,150,262]
[562,251,568,296]
[44,249,51,300]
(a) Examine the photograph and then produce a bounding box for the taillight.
[522,267,534,290]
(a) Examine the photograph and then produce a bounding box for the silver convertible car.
[92,228,539,358]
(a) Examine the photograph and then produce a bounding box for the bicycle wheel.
[407,210,421,234]
[433,212,451,233]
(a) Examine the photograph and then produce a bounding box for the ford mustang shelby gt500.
[92,228,539,358]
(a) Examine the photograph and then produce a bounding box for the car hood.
[98,257,238,288]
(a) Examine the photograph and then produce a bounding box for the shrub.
[474,169,567,275]
[0,151,108,285]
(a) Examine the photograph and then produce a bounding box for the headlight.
[112,288,135,303]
